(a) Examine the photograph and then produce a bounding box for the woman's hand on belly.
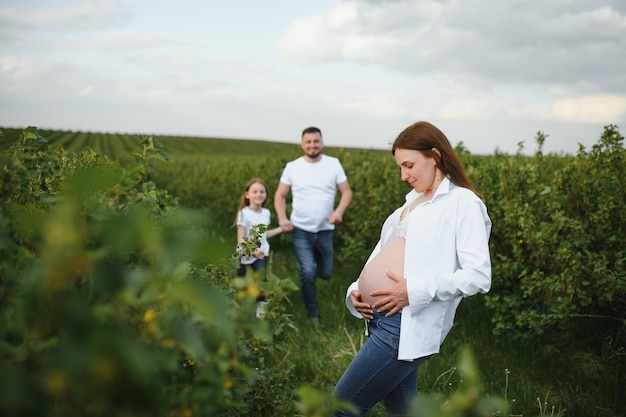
[350,290,374,321]
[370,270,409,317]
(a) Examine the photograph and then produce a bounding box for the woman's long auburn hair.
[391,121,476,193]
[233,177,268,227]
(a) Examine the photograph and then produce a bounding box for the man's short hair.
[302,127,322,137]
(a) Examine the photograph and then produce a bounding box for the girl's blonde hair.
[233,177,269,226]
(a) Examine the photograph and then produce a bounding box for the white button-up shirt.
[346,177,492,361]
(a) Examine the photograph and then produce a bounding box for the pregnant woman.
[332,121,492,417]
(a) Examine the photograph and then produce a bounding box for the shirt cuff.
[407,275,436,315]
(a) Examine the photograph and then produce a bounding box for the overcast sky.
[1,0,625,155]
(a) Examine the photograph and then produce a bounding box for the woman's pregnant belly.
[358,237,405,306]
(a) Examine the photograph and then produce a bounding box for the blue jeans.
[291,227,334,317]
[333,312,429,416]
[236,257,268,278]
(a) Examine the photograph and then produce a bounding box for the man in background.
[274,127,352,325]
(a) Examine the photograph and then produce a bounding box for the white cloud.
[276,0,626,93]
[332,91,413,119]
[0,0,130,32]
[0,54,60,82]
[551,95,626,123]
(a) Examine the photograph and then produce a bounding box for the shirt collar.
[404,176,451,203]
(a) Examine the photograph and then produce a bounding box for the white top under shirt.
[237,206,271,265]
[346,178,492,361]
[279,154,348,232]
[390,207,410,238]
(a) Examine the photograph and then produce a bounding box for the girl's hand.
[329,211,343,224]
[350,290,373,321]
[279,219,294,232]
[254,249,265,259]
[370,270,408,317]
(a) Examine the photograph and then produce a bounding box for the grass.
[252,234,624,416]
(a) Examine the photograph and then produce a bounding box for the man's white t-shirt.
[279,155,348,233]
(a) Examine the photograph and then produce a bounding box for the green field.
[0,126,345,163]
[1,125,624,417]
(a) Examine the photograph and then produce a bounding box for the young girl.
[235,178,284,317]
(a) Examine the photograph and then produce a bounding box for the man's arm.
[330,181,352,224]
[274,182,293,232]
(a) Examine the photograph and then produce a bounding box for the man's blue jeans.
[333,312,429,416]
[291,227,334,318]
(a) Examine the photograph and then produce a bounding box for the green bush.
[480,127,626,342]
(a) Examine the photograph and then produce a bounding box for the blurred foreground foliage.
[0,128,302,416]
